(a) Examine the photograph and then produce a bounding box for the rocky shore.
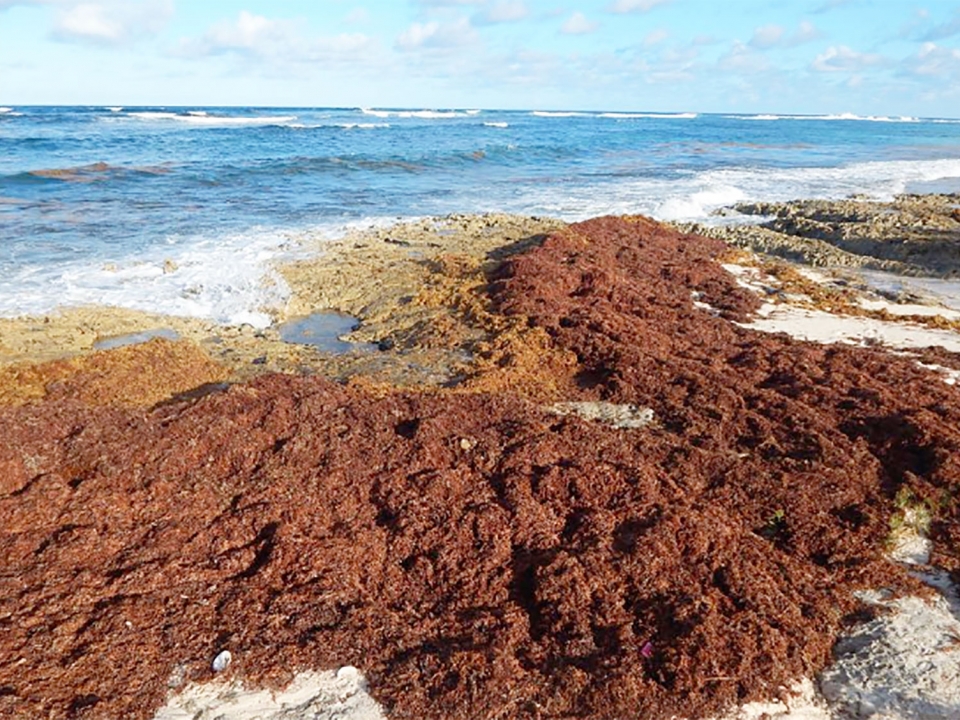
[2,202,960,719]
[677,193,960,276]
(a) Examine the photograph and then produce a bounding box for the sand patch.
[154,667,385,720]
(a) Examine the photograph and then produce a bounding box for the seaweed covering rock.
[2,217,960,720]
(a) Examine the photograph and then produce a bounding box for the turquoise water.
[1,106,959,325]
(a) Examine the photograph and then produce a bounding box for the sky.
[1,0,959,116]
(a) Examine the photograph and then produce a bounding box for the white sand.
[153,666,385,720]
[713,680,832,719]
[857,297,960,320]
[742,304,960,354]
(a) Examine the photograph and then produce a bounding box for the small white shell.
[212,650,232,673]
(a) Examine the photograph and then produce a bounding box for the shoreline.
[2,202,960,719]
[3,195,960,407]
[2,193,960,368]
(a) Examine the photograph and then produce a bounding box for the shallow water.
[92,327,180,351]
[278,311,375,354]
[853,269,960,312]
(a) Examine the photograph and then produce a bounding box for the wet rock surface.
[0,214,564,388]
[2,217,960,719]
[679,193,960,276]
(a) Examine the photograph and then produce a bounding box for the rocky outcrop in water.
[680,193,960,275]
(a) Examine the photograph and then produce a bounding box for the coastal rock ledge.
[2,216,960,720]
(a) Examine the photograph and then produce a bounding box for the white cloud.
[396,17,477,51]
[718,40,770,73]
[795,20,820,44]
[750,20,820,49]
[561,11,598,35]
[345,7,369,24]
[643,28,668,46]
[812,45,884,73]
[397,20,439,49]
[199,11,293,55]
[50,0,172,44]
[179,10,376,66]
[56,3,123,40]
[607,0,671,13]
[749,24,784,49]
[904,42,960,78]
[475,0,528,24]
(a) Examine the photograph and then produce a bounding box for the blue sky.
[1,0,959,116]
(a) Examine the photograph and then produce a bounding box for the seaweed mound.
[2,217,959,720]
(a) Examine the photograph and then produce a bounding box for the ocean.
[2,105,959,327]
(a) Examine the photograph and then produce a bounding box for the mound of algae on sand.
[2,215,960,720]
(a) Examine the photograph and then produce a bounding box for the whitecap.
[338,123,391,129]
[409,110,463,118]
[806,113,919,123]
[727,114,785,121]
[483,122,509,128]
[531,111,590,118]
[128,112,297,127]
[600,112,698,120]
[128,111,180,121]
[501,156,960,225]
[729,112,921,123]
[360,108,467,119]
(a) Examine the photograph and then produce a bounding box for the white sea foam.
[531,111,591,118]
[283,123,390,130]
[483,121,509,128]
[0,107,14,113]
[730,112,920,123]
[648,157,960,220]
[106,106,124,112]
[128,112,297,127]
[504,157,960,223]
[0,228,303,328]
[338,123,391,129]
[599,112,698,119]
[656,184,748,220]
[0,214,420,327]
[360,108,470,119]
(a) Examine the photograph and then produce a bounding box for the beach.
[2,195,960,718]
